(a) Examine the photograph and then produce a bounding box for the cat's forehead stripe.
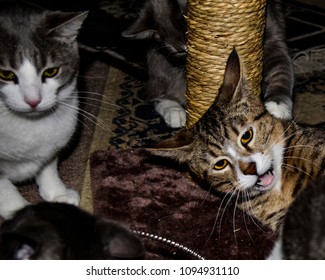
[18,59,38,79]
[227,145,238,159]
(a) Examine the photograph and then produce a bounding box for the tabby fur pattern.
[150,49,325,232]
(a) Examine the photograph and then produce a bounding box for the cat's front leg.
[36,158,80,205]
[0,178,29,219]
[155,99,186,128]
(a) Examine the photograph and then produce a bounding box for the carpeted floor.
[3,0,325,259]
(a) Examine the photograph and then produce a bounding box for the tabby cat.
[268,177,325,259]
[150,49,325,232]
[123,0,294,128]
[0,202,144,260]
[0,1,87,219]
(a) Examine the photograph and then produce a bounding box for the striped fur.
[151,50,325,232]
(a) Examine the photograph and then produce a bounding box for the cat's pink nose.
[25,98,41,108]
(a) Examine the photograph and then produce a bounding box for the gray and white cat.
[268,177,325,260]
[0,1,87,219]
[123,0,294,128]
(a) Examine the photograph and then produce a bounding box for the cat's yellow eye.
[214,159,228,170]
[0,70,16,81]
[43,67,59,78]
[241,129,253,145]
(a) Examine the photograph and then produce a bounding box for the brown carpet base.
[90,148,276,260]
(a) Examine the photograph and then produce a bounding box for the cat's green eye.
[0,70,16,81]
[43,67,59,78]
[241,129,254,145]
[214,159,228,170]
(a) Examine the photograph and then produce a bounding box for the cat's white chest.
[0,100,78,181]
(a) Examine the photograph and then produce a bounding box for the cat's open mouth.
[256,167,274,189]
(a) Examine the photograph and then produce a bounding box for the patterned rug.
[89,68,325,151]
[78,0,325,78]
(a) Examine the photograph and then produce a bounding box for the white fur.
[265,101,292,120]
[0,59,79,219]
[226,142,284,191]
[267,238,284,260]
[155,99,186,128]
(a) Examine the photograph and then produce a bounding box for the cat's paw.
[0,197,30,220]
[50,189,80,206]
[265,101,292,120]
[155,100,186,128]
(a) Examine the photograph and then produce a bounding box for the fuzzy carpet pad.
[90,148,276,260]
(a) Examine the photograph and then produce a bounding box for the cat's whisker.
[204,183,235,246]
[282,163,313,178]
[240,191,256,243]
[77,91,121,108]
[76,74,107,80]
[59,101,112,132]
[265,130,299,154]
[78,97,119,109]
[77,100,116,113]
[55,102,93,132]
[237,190,265,244]
[244,192,268,233]
[283,144,322,151]
[216,187,238,242]
[283,156,319,166]
[232,190,242,246]
[77,90,113,99]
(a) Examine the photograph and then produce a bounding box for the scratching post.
[185,0,267,127]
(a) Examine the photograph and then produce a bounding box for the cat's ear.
[0,232,37,260]
[122,9,159,40]
[217,48,244,103]
[46,11,89,43]
[147,129,194,163]
[99,221,144,259]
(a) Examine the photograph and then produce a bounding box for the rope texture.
[186,0,266,127]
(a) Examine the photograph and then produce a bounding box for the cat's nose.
[239,161,257,176]
[24,97,41,108]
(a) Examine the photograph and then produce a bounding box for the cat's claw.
[265,101,292,120]
[155,100,186,128]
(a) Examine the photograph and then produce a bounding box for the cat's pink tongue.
[258,172,274,187]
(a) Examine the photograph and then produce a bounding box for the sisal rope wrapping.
[186,0,267,127]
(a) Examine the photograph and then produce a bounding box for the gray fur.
[0,1,88,219]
